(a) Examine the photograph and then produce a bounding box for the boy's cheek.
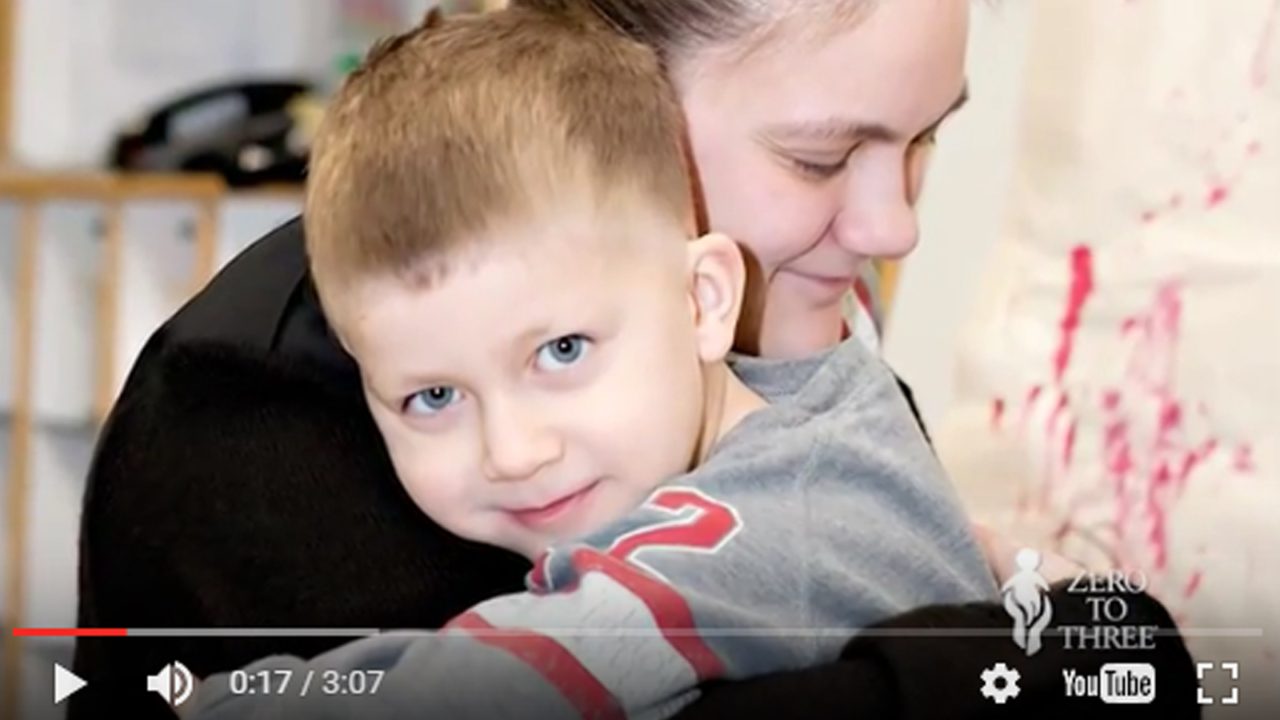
[387,444,475,512]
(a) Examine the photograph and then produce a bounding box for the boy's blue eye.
[405,386,459,415]
[535,334,590,371]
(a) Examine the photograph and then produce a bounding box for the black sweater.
[69,218,1199,719]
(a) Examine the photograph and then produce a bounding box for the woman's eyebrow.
[762,83,970,144]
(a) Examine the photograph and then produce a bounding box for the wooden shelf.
[0,171,225,199]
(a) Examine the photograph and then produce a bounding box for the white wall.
[9,0,337,167]
[882,0,1035,430]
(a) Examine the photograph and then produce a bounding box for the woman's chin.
[757,284,847,358]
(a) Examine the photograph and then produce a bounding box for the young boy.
[184,8,995,719]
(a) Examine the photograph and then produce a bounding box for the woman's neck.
[737,287,846,360]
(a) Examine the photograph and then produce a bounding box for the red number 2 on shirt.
[603,486,742,574]
[515,486,744,684]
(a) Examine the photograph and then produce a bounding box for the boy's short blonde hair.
[304,7,694,305]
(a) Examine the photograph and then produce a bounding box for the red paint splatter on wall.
[1054,246,1095,382]
[992,248,1254,587]
[1062,421,1078,468]
[1206,184,1230,208]
[1183,570,1203,599]
[1103,389,1122,410]
[1234,444,1256,472]
[1253,0,1280,88]
[1105,280,1198,571]
[983,7,1275,605]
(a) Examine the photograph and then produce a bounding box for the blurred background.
[1,1,1276,718]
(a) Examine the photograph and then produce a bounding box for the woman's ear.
[685,232,746,363]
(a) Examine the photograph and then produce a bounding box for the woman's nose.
[832,161,921,260]
[480,406,562,482]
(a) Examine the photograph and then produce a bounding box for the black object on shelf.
[109,79,317,187]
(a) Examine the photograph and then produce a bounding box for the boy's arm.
[182,448,988,720]
[184,488,749,720]
[183,549,710,720]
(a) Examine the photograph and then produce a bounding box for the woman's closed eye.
[535,334,592,372]
[789,129,939,181]
[791,156,848,179]
[404,386,463,416]
[782,145,856,179]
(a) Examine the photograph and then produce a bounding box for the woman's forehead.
[680,0,969,131]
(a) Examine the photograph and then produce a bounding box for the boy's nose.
[480,409,562,482]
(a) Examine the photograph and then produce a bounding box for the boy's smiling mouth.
[507,479,603,531]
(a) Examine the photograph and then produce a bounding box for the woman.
[71,1,1196,717]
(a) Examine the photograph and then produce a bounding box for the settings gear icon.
[980,662,1021,704]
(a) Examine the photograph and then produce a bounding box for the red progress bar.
[12,628,128,637]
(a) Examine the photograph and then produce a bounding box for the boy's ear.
[685,232,746,363]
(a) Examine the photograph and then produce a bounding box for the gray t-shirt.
[191,338,997,720]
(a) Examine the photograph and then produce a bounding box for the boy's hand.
[972,522,1086,585]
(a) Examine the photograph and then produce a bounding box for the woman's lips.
[785,269,854,291]
[508,481,600,530]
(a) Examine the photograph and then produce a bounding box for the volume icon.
[147,661,194,707]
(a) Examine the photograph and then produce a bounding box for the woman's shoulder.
[163,215,311,355]
[120,214,359,411]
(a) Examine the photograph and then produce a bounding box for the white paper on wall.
[938,0,1280,710]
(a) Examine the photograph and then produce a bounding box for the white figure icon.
[1002,548,1053,656]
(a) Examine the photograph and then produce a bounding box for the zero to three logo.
[980,548,1052,706]
[1002,548,1053,656]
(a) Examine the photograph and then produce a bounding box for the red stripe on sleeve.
[570,549,725,681]
[446,611,625,720]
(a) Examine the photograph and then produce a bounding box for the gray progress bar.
[126,628,380,637]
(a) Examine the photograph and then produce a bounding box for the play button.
[54,663,87,704]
